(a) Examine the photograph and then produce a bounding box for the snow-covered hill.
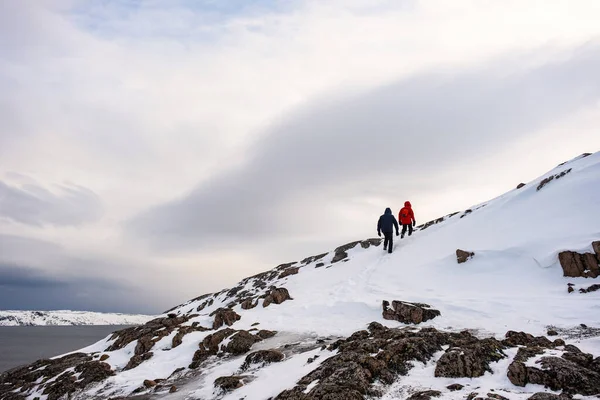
[0,310,154,326]
[1,152,599,400]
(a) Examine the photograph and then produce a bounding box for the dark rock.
[214,376,245,391]
[558,251,599,278]
[547,329,558,336]
[456,249,475,263]
[172,326,208,348]
[315,263,325,268]
[580,284,600,293]
[508,356,600,395]
[275,324,488,400]
[279,267,300,279]
[517,183,526,189]
[331,241,361,263]
[167,313,177,318]
[527,393,573,400]
[406,390,441,400]
[301,253,328,265]
[446,383,464,391]
[568,286,574,293]
[124,352,153,371]
[241,298,258,310]
[223,331,260,355]
[502,331,554,348]
[143,380,156,388]
[256,329,277,339]
[382,300,441,324]
[210,308,241,329]
[263,287,292,307]
[360,238,382,249]
[487,393,509,400]
[242,350,284,370]
[99,354,110,361]
[169,385,177,393]
[537,169,571,191]
[593,241,600,260]
[435,338,506,378]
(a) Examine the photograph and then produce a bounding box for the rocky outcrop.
[537,169,571,191]
[241,298,258,309]
[172,325,209,348]
[263,287,292,307]
[527,393,573,400]
[214,376,247,391]
[407,390,441,400]
[331,241,361,263]
[189,328,266,369]
[210,308,241,329]
[579,284,600,293]
[558,250,599,278]
[434,338,506,378]
[507,343,600,395]
[279,267,300,279]
[456,249,475,263]
[275,323,504,400]
[593,241,600,258]
[0,354,114,400]
[382,300,441,324]
[241,349,284,370]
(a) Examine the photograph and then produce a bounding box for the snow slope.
[0,310,154,326]
[8,152,600,400]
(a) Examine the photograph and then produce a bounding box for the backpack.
[401,207,409,219]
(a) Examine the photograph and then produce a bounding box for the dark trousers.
[401,224,413,237]
[383,232,393,253]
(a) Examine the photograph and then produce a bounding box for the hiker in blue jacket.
[377,208,400,254]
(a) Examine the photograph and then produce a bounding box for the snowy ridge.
[0,310,154,326]
[2,152,599,400]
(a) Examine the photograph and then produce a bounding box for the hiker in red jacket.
[398,201,416,239]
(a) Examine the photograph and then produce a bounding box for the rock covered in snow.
[382,300,441,324]
[456,249,475,263]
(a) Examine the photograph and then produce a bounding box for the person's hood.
[404,201,412,208]
[385,208,392,215]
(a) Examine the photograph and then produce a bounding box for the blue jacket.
[378,208,399,234]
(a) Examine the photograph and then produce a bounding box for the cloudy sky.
[1,0,600,314]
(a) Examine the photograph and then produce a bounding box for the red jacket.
[399,201,415,225]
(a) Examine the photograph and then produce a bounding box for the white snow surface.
[27,152,600,399]
[0,310,154,326]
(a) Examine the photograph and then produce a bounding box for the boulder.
[256,329,277,339]
[593,241,600,260]
[447,383,464,391]
[517,183,526,189]
[210,308,241,329]
[263,287,292,307]
[241,298,258,310]
[143,380,156,388]
[456,249,475,264]
[579,284,600,293]
[214,376,246,391]
[406,390,441,400]
[242,349,284,370]
[558,251,599,278]
[508,353,600,395]
[223,331,260,355]
[527,393,573,400]
[331,241,361,263]
[435,338,506,378]
[382,300,441,324]
[279,267,300,279]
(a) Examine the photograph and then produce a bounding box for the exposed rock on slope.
[382,300,441,324]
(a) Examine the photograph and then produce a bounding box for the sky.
[1,0,600,314]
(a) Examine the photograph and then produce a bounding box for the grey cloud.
[0,262,154,313]
[0,235,160,314]
[0,180,103,227]
[130,43,600,249]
